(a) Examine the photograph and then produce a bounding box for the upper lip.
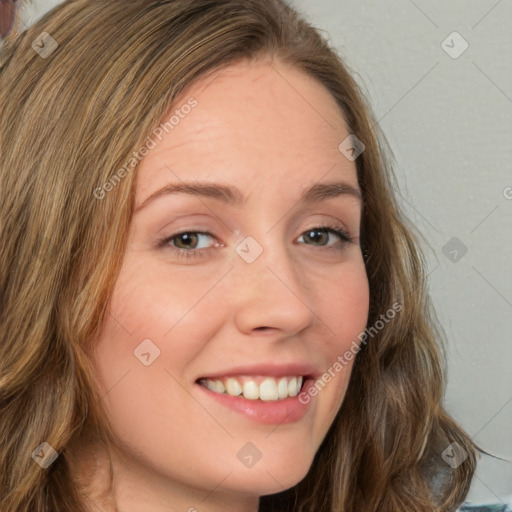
[196,362,321,381]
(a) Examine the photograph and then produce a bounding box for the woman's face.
[89,58,369,510]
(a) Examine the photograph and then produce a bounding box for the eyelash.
[157,224,354,261]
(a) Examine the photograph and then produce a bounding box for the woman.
[0,1,478,511]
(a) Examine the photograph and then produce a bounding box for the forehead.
[135,59,357,203]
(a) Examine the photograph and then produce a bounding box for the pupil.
[177,233,197,249]
[307,229,326,245]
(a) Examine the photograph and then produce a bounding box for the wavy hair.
[0,1,477,510]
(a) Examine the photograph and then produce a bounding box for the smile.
[197,375,305,401]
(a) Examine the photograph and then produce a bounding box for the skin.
[77,57,370,512]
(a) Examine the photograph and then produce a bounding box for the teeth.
[200,376,304,400]
[288,377,299,397]
[203,379,225,394]
[259,378,279,401]
[277,377,288,399]
[225,377,242,396]
[242,380,259,400]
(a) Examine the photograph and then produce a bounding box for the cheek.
[322,261,370,347]
[311,262,369,414]
[87,257,223,424]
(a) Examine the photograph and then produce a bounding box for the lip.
[196,377,316,425]
[196,362,321,380]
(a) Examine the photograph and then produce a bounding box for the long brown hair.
[0,1,477,510]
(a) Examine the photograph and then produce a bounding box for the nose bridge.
[231,228,316,334]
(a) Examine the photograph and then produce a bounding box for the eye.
[168,231,214,250]
[157,224,354,261]
[157,230,220,259]
[297,225,352,250]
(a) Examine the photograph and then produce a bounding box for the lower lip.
[196,379,314,425]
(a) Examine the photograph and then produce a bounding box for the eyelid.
[298,224,353,245]
[156,229,221,250]
[157,223,354,260]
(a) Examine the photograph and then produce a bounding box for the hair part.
[0,1,477,511]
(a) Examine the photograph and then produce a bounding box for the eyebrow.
[134,179,362,213]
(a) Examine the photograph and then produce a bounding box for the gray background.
[8,0,512,506]
[291,1,512,505]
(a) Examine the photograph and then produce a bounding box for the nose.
[232,237,318,337]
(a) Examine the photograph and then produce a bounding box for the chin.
[221,453,314,496]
